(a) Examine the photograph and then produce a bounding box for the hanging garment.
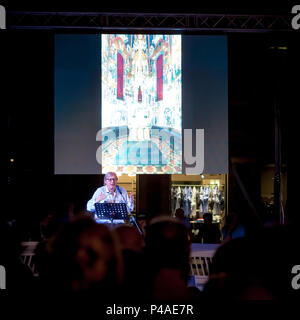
[183,186,191,217]
[202,187,210,213]
[191,186,197,216]
[188,186,193,199]
[212,186,221,216]
[219,190,225,212]
[171,187,177,214]
[199,186,204,214]
[195,187,201,217]
[175,186,182,211]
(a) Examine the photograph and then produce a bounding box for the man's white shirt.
[86,185,134,213]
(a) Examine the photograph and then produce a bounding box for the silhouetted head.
[175,208,185,220]
[145,216,191,280]
[114,224,144,253]
[47,214,123,295]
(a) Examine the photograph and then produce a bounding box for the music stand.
[95,203,129,224]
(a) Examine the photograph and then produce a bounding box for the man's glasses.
[106,178,117,181]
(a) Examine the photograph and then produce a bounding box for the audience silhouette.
[113,224,146,301]
[36,214,123,302]
[203,223,298,300]
[5,205,298,305]
[143,216,202,301]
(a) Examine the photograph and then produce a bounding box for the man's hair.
[104,172,118,184]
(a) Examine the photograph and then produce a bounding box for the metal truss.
[7,11,294,33]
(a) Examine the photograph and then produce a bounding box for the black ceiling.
[4,0,295,15]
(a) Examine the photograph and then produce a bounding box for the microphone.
[117,185,128,208]
[116,185,122,195]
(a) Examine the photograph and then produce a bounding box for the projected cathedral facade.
[101,34,182,174]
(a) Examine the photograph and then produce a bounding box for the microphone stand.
[117,186,143,236]
[128,214,143,236]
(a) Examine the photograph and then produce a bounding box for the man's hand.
[95,192,107,203]
[129,192,134,203]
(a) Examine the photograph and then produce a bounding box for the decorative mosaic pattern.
[101,34,182,174]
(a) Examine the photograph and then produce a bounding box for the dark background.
[2,0,296,14]
[5,1,300,238]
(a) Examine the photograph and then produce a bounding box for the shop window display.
[171,174,227,243]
